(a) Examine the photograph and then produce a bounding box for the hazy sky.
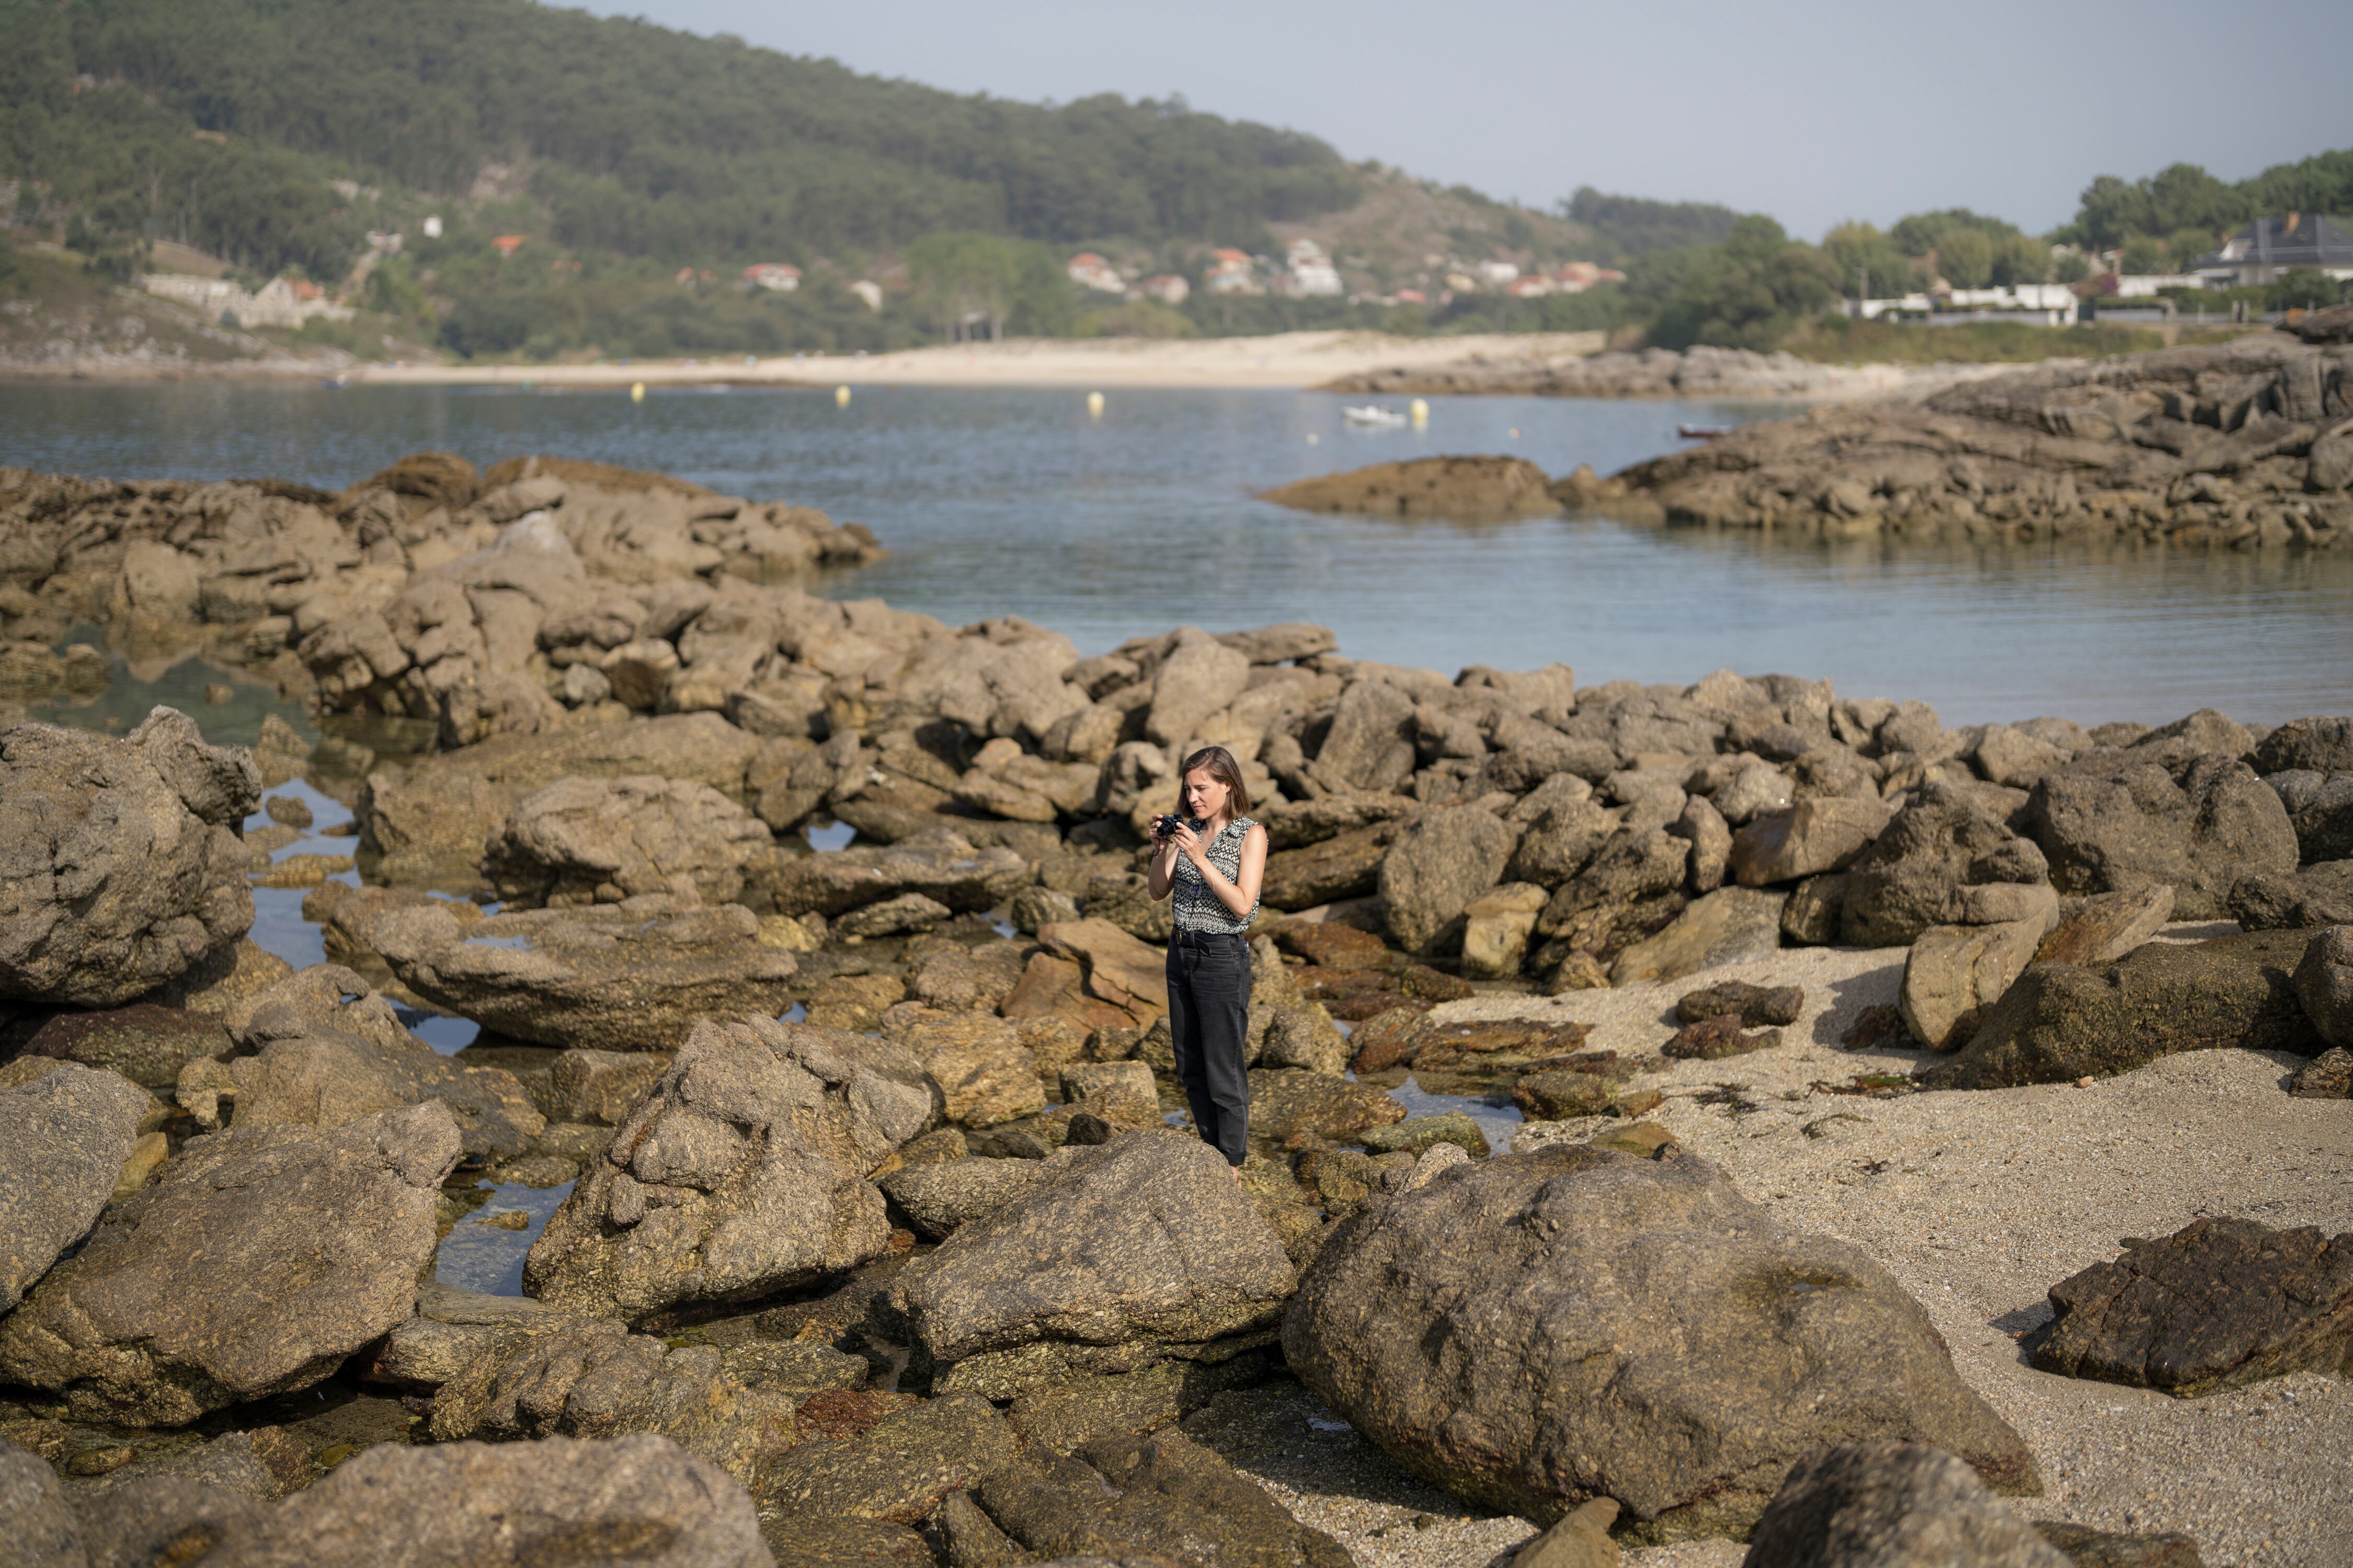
[577,0,2351,239]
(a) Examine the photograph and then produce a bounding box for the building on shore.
[1281,239,1343,297]
[2190,214,2353,289]
[1138,274,1189,305]
[1066,253,1125,294]
[1203,248,1260,296]
[743,263,802,292]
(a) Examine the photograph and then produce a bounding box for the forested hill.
[3,0,1362,276]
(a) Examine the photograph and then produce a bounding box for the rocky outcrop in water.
[1320,344,1966,402]
[1592,335,2353,549]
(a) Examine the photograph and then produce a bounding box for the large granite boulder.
[429,1318,794,1487]
[973,1428,1353,1568]
[1900,917,2056,1051]
[2033,1218,2353,1395]
[148,1433,770,1567]
[759,1389,1020,1526]
[2296,926,2353,1048]
[887,1131,1296,1398]
[1309,680,1420,794]
[483,774,775,908]
[1840,788,2057,947]
[0,1448,82,1567]
[2027,753,2297,919]
[2230,860,2353,930]
[879,1006,1046,1129]
[370,895,798,1050]
[1536,827,1689,958]
[762,828,1030,919]
[15,1002,232,1091]
[1283,1142,2036,1541]
[0,1102,460,1424]
[1744,1443,2070,1568]
[358,711,766,886]
[2252,715,2353,776]
[525,1015,932,1320]
[1261,819,1408,910]
[1379,804,1517,956]
[880,1157,1045,1240]
[1,711,256,1005]
[0,1061,149,1312]
[1916,928,2323,1090]
[2266,769,2353,864]
[175,964,545,1160]
[1729,797,1895,888]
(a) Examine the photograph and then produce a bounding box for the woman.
[1147,745,1268,1176]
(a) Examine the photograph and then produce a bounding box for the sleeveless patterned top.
[1171,817,1259,935]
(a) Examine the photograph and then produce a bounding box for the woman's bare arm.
[1146,833,1183,900]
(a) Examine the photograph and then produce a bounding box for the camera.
[1152,814,1199,840]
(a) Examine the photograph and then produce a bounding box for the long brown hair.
[1176,745,1251,819]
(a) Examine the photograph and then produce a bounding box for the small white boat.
[1342,405,1409,428]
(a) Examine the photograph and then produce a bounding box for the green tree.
[2119,236,2165,276]
[1636,216,1840,351]
[1936,228,1995,288]
[1822,221,1912,297]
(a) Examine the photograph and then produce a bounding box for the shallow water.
[9,380,2351,725]
[432,1179,575,1296]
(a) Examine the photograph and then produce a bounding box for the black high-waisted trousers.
[1166,929,1251,1166]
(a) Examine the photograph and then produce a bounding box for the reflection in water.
[6,380,2347,724]
[433,1179,574,1297]
[1384,1075,1524,1157]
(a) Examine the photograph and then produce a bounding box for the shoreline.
[5,329,1990,400]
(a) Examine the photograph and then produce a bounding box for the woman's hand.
[1167,819,1206,865]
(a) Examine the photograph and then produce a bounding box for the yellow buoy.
[1409,397,1429,428]
[1086,390,1105,420]
[835,385,852,407]
[629,382,645,403]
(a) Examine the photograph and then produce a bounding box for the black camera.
[1152,814,1199,840]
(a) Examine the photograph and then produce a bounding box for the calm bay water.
[6,379,2351,726]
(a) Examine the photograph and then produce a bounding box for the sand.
[345,330,1610,392]
[1181,926,2353,1568]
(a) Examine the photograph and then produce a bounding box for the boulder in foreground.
[2033,1217,2353,1395]
[1743,1443,2070,1568]
[526,1015,931,1320]
[1259,454,1561,520]
[113,1433,769,1567]
[888,1130,1295,1398]
[1916,928,2322,1089]
[0,1102,459,1425]
[0,1061,150,1312]
[1283,1142,2036,1541]
[371,894,798,1050]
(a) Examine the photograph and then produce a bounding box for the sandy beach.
[337,330,1608,391]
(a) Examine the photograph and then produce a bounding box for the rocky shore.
[2,449,2349,1566]
[1577,322,2353,551]
[1318,342,2002,403]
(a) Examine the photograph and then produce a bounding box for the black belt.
[1169,928,1249,946]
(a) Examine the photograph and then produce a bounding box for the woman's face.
[1182,768,1228,820]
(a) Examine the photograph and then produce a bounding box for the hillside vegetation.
[2,0,2348,364]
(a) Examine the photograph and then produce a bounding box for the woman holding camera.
[1147,744,1269,1175]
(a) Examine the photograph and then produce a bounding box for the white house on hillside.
[1067,253,1125,294]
